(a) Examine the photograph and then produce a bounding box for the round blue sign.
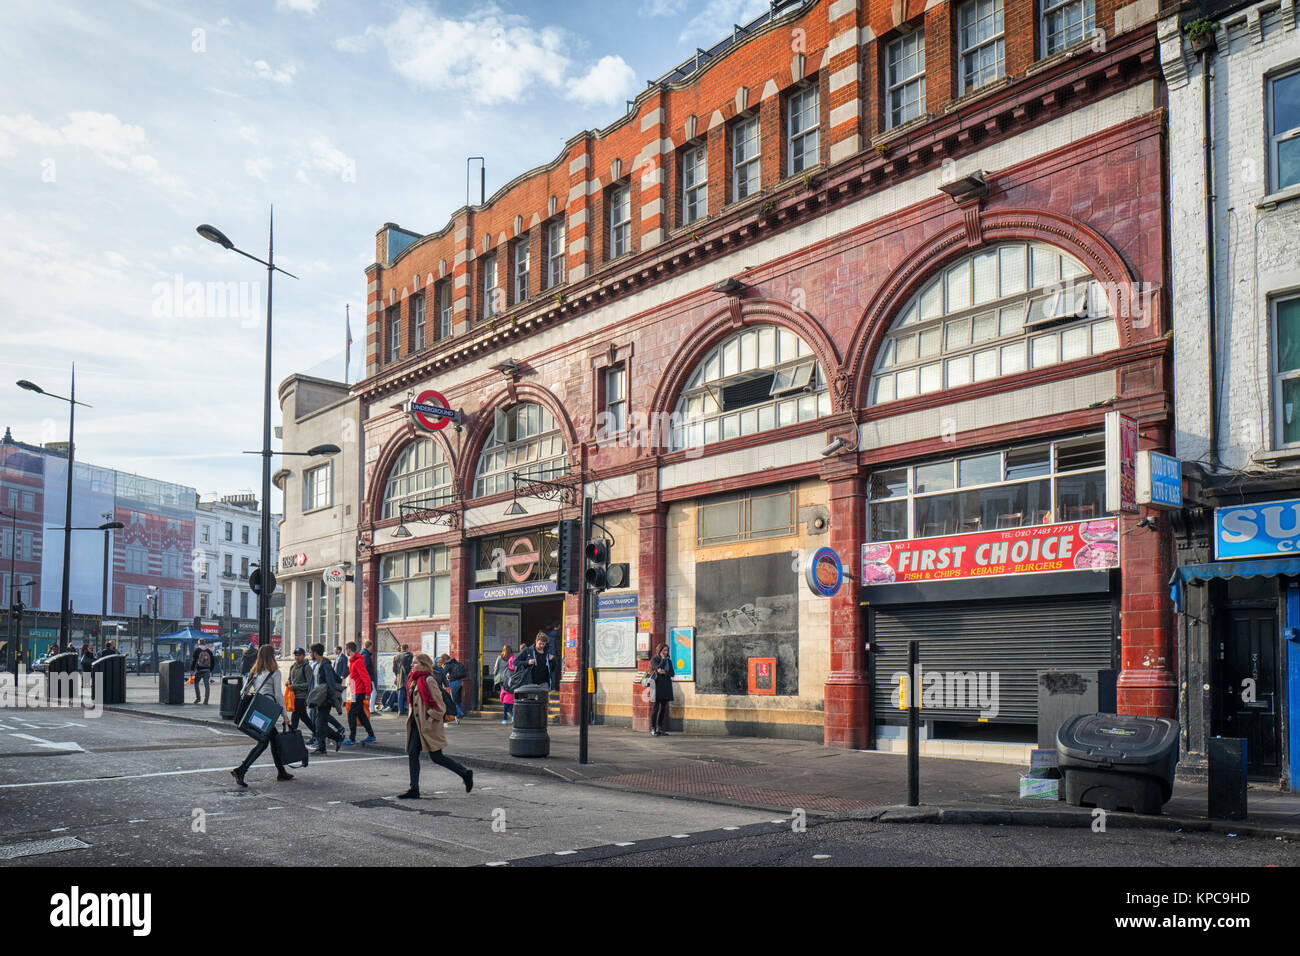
[804,547,843,598]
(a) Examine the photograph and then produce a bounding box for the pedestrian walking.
[396,644,413,715]
[397,653,473,800]
[363,639,380,711]
[493,645,515,723]
[80,644,94,673]
[239,641,258,677]
[307,644,344,754]
[443,652,467,720]
[435,654,463,723]
[190,639,216,705]
[286,648,313,737]
[343,642,376,745]
[231,645,292,787]
[516,632,559,690]
[649,643,675,736]
[333,646,349,682]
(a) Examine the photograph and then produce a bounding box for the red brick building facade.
[355,0,1174,748]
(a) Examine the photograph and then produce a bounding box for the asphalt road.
[4,707,1300,870]
[0,708,772,866]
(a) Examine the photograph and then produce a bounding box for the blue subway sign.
[1215,498,1300,560]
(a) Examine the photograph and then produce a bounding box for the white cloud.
[336,5,571,105]
[0,111,182,189]
[276,0,320,12]
[238,125,258,143]
[251,59,296,85]
[640,0,687,15]
[296,135,353,184]
[565,55,638,107]
[244,156,272,180]
[677,0,771,46]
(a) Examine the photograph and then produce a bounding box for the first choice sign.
[410,389,458,432]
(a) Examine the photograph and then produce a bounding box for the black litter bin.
[1056,713,1179,814]
[219,677,244,720]
[44,652,80,704]
[158,659,186,705]
[91,654,127,705]
[509,683,551,757]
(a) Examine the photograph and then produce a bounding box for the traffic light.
[584,538,610,590]
[555,518,583,594]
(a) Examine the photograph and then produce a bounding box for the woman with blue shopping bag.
[232,645,293,787]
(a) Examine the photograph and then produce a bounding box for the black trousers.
[313,701,344,752]
[406,723,468,790]
[348,693,374,739]
[238,726,284,774]
[651,700,671,731]
[290,693,315,732]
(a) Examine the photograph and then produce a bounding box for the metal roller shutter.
[870,595,1115,725]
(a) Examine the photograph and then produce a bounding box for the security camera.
[821,437,846,457]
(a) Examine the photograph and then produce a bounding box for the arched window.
[869,242,1119,404]
[475,402,567,497]
[672,324,831,450]
[382,439,452,518]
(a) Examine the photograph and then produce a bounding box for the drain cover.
[0,836,91,860]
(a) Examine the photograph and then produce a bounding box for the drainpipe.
[1202,44,1220,471]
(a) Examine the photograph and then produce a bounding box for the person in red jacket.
[342,641,376,746]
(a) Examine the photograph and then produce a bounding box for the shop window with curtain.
[379,546,451,620]
[382,439,453,518]
[474,402,567,497]
[870,241,1117,404]
[672,324,830,450]
[867,433,1109,541]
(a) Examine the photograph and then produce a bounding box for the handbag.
[284,686,296,712]
[306,683,329,707]
[236,673,284,743]
[278,728,309,768]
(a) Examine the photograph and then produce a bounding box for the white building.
[194,494,281,641]
[274,374,363,654]
[1160,0,1300,784]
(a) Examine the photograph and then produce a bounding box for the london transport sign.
[410,389,458,432]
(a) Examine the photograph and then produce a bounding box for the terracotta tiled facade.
[355,0,1175,747]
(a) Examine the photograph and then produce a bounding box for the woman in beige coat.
[398,653,474,799]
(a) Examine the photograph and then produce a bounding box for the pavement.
[115,674,1300,837]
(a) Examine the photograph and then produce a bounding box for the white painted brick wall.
[1161,6,1300,470]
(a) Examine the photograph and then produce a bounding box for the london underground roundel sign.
[804,547,843,598]
[411,389,455,432]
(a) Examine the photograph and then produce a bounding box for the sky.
[0,0,772,510]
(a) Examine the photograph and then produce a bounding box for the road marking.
[0,754,404,789]
[554,850,577,855]
[50,827,69,832]
[670,834,690,839]
[614,841,635,846]
[813,854,831,859]
[9,733,84,753]
[486,861,509,866]
[128,819,146,824]
[723,826,740,831]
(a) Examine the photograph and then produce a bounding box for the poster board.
[594,617,636,668]
[377,652,397,691]
[669,627,694,681]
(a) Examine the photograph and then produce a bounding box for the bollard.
[907,640,919,807]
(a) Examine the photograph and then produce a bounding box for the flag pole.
[344,303,351,386]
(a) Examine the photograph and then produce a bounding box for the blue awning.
[1169,558,1300,610]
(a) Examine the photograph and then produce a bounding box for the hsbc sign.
[280,552,309,570]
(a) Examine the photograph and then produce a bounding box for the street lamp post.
[101,512,114,623]
[197,214,299,661]
[17,368,91,653]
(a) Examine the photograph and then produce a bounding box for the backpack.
[445,659,466,681]
[197,649,212,669]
